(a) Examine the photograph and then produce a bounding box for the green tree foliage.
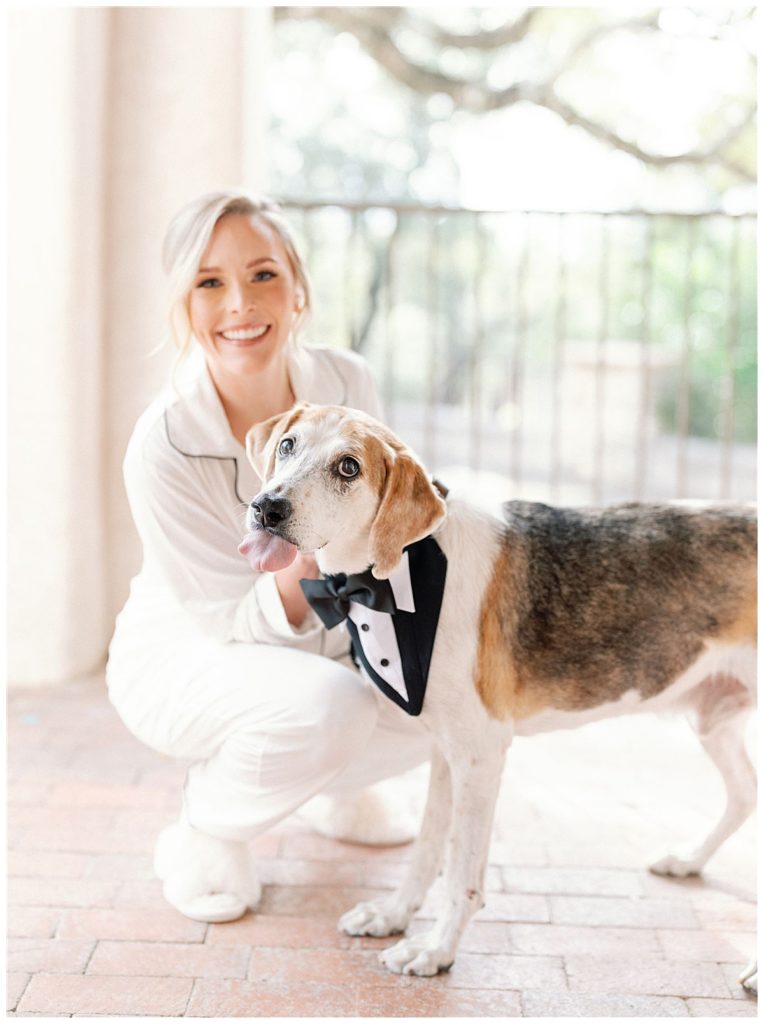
[271,7,756,447]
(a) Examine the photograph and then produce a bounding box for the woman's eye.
[338,457,360,479]
[278,437,295,457]
[254,270,276,282]
[197,278,221,289]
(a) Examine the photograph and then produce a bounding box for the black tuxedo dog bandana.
[300,536,448,716]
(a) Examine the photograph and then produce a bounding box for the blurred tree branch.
[274,6,755,182]
[404,8,541,49]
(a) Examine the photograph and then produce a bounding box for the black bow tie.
[300,569,396,629]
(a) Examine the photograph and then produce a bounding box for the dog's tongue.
[238,529,298,572]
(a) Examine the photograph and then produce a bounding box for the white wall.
[8,7,271,685]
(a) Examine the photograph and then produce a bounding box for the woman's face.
[188,213,302,379]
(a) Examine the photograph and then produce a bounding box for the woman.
[106,191,430,924]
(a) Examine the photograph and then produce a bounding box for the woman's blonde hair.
[162,190,311,365]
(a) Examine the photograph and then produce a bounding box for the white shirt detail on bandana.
[347,551,415,702]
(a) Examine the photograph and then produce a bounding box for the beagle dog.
[240,402,757,986]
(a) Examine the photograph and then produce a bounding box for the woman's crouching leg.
[139,643,380,921]
[180,647,380,841]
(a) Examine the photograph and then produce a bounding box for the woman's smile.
[218,323,271,345]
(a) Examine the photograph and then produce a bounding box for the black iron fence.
[282,200,756,505]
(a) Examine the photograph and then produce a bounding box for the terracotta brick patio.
[7,674,757,1017]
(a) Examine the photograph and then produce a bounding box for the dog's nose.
[251,492,292,529]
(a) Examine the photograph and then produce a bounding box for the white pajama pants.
[107,638,432,842]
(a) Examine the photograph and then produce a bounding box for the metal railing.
[282,199,757,505]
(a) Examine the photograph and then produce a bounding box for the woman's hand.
[274,551,321,629]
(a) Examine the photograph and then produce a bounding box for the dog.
[239,401,757,987]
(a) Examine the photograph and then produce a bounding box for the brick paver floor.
[7,674,757,1017]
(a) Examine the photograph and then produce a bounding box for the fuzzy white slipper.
[298,788,418,846]
[162,889,248,924]
[154,817,261,923]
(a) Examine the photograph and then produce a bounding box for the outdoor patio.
[7,673,757,1017]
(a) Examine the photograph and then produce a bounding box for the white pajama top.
[107,344,385,687]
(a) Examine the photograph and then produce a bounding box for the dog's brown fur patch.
[716,584,757,645]
[475,540,546,720]
[329,417,446,579]
[475,502,757,722]
[357,430,391,497]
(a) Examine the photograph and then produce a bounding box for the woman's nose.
[228,281,256,313]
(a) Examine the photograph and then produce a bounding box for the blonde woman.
[106,192,430,924]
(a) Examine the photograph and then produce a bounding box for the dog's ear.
[245,403,309,482]
[368,449,447,579]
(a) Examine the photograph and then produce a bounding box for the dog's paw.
[739,960,758,995]
[338,897,409,938]
[379,934,453,976]
[648,853,702,878]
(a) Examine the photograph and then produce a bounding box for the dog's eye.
[338,456,360,479]
[278,437,295,458]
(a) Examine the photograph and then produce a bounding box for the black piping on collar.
[163,411,247,505]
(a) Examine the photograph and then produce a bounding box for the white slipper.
[299,788,418,846]
[163,888,248,924]
[154,816,261,922]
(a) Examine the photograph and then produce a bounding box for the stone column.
[8,8,110,685]
[8,7,271,684]
[102,6,269,625]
